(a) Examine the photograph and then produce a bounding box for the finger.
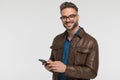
[48,60,53,63]
[51,69,58,72]
[49,67,58,72]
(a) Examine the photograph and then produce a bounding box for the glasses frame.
[60,14,77,21]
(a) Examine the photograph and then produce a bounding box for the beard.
[63,21,79,31]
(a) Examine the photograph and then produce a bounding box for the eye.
[61,16,67,19]
[60,14,77,21]
[69,14,77,18]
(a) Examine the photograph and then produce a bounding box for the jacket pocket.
[75,47,90,65]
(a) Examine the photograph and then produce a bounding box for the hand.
[44,60,52,72]
[44,60,66,73]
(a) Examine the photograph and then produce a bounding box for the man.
[44,2,99,80]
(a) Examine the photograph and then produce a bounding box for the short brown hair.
[60,2,78,12]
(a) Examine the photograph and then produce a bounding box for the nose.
[66,17,70,22]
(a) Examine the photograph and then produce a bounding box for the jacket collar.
[76,27,86,39]
[62,27,86,39]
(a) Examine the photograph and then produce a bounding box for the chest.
[51,37,91,65]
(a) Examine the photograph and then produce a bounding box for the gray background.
[0,0,120,80]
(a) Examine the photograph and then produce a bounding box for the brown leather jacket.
[50,28,99,80]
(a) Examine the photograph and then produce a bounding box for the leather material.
[50,28,99,80]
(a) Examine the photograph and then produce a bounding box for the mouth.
[66,22,74,27]
[66,22,73,25]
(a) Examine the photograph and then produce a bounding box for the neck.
[67,26,80,40]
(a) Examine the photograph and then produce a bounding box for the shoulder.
[80,28,98,46]
[86,32,97,43]
[53,31,66,41]
[52,31,66,45]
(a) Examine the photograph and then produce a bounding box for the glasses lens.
[60,14,77,21]
[69,14,77,18]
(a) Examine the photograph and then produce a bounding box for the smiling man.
[44,2,99,80]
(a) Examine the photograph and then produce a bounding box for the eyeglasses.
[60,14,77,21]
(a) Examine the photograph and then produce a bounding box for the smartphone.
[38,59,47,65]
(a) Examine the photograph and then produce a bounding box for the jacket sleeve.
[49,50,55,61]
[65,40,99,79]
